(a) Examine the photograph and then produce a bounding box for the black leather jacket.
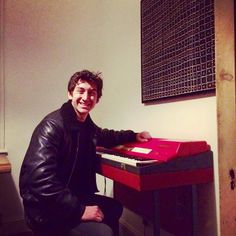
[19,101,136,231]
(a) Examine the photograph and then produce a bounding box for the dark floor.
[6,232,33,236]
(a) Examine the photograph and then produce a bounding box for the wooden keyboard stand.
[97,151,214,236]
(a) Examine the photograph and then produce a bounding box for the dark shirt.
[69,120,95,196]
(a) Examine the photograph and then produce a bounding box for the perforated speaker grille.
[141,0,215,102]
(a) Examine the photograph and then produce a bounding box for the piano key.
[98,153,158,167]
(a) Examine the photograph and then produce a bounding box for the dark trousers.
[34,222,114,236]
[33,194,122,236]
[78,194,122,235]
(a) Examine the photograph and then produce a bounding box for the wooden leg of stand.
[192,185,199,236]
[153,190,161,236]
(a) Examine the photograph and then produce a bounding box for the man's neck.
[70,103,88,122]
[75,111,88,122]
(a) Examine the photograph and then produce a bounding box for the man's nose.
[82,92,89,100]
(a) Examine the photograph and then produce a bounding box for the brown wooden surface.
[0,154,11,173]
[215,0,236,235]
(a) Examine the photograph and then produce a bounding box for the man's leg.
[69,222,114,236]
[79,194,123,236]
[33,230,69,236]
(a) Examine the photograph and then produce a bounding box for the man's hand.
[136,131,152,142]
[81,205,104,222]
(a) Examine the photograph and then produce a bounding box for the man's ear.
[67,91,72,100]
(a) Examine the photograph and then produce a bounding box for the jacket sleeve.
[95,126,137,148]
[19,118,85,222]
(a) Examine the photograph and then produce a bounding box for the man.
[19,70,151,236]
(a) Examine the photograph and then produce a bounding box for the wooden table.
[0,154,11,173]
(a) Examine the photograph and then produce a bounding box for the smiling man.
[68,73,100,122]
[19,70,151,236]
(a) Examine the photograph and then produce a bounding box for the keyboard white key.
[99,153,158,167]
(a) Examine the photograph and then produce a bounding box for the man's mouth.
[79,103,90,109]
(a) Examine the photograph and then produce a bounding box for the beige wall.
[1,0,218,235]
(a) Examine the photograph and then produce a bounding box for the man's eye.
[90,91,97,96]
[89,90,97,96]
[76,89,84,94]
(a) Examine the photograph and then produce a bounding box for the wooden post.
[0,0,5,151]
[215,0,236,235]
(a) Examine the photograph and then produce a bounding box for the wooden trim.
[0,0,5,150]
[215,0,236,235]
[0,154,11,173]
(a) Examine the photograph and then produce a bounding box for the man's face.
[68,79,98,121]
